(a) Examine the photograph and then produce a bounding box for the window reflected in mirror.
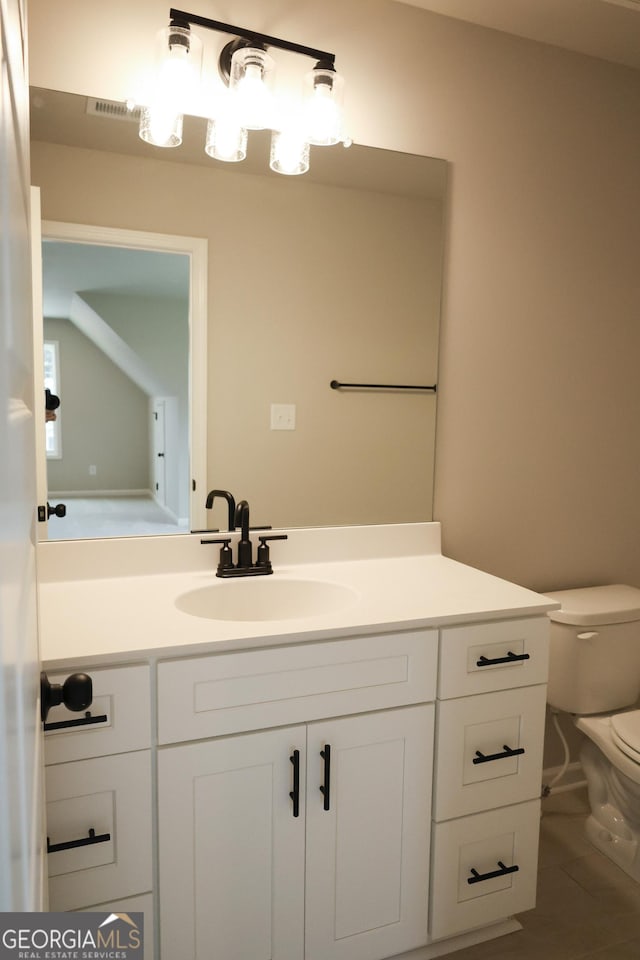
[44,339,61,459]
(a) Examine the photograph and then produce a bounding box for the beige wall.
[84,290,190,518]
[27,0,640,589]
[44,317,149,492]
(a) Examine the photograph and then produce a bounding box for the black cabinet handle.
[47,827,111,854]
[320,744,331,811]
[289,750,300,818]
[473,745,525,765]
[476,651,530,668]
[44,710,108,732]
[467,861,520,885]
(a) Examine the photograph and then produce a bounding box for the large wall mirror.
[30,86,447,539]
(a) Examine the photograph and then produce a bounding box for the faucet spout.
[205,489,236,531]
[234,500,252,568]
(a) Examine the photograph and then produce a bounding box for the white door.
[158,725,306,960]
[0,0,46,910]
[305,706,434,960]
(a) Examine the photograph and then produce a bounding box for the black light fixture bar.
[169,8,336,65]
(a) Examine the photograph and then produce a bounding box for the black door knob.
[41,672,93,723]
[47,502,67,519]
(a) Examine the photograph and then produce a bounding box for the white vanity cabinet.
[429,617,549,941]
[38,524,559,960]
[156,630,437,960]
[43,664,154,951]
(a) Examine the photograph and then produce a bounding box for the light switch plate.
[270,403,296,430]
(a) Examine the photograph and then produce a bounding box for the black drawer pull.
[468,861,520,885]
[44,710,108,732]
[473,745,526,765]
[476,651,530,667]
[47,827,111,854]
[289,750,300,818]
[320,744,331,811]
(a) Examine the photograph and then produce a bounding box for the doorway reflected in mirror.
[40,238,194,540]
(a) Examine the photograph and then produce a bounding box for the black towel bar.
[330,380,436,392]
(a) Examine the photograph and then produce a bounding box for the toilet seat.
[611,711,640,764]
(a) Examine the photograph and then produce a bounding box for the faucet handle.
[200,537,233,572]
[256,534,288,572]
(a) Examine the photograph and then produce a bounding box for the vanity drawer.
[44,664,151,764]
[157,630,437,744]
[78,894,154,960]
[433,685,547,821]
[46,750,152,912]
[438,617,549,699]
[429,799,540,941]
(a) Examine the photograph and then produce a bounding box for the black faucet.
[200,497,288,577]
[205,489,236,531]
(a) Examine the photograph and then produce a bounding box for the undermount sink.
[175,577,359,622]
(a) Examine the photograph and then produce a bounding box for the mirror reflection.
[30,86,447,538]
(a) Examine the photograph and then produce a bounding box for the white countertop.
[37,523,558,669]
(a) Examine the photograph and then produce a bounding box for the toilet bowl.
[546,584,640,882]
[576,713,640,880]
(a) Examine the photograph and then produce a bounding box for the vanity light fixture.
[139,8,346,176]
[139,21,203,148]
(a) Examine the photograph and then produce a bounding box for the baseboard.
[48,489,152,498]
[391,918,522,959]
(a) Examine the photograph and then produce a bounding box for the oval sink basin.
[175,578,358,622]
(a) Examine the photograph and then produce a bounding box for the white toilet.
[546,583,640,881]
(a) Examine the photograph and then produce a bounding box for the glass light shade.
[205,117,247,162]
[139,24,201,148]
[229,46,275,130]
[139,104,183,147]
[304,64,344,146]
[270,128,310,176]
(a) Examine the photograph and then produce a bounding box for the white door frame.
[37,221,208,533]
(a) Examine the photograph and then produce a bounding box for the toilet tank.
[546,584,640,715]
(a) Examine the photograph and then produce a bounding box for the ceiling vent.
[85,98,142,122]
[599,0,640,10]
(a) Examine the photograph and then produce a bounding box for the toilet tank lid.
[546,584,640,625]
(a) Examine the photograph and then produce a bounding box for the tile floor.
[451,788,640,960]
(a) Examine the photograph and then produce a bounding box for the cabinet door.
[305,705,434,960]
[158,725,306,960]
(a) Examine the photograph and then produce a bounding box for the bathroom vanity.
[38,523,557,960]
